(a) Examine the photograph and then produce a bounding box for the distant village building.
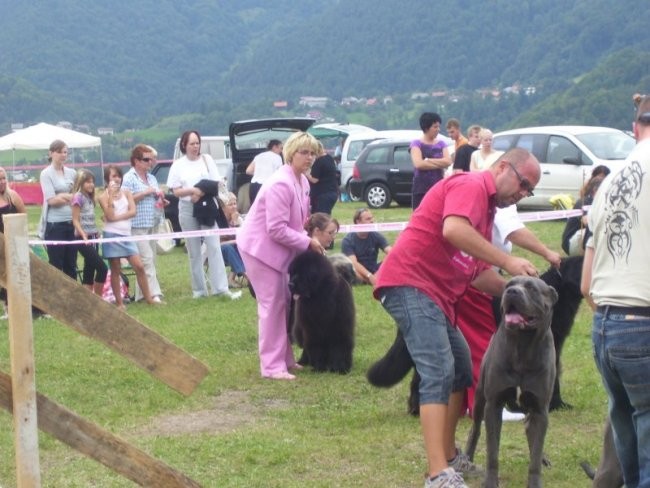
[411,92,430,100]
[273,100,288,109]
[97,127,114,136]
[383,96,393,104]
[306,110,322,120]
[299,96,328,108]
[525,86,537,96]
[57,121,73,129]
[431,91,447,98]
[366,98,377,106]
[10,123,24,132]
[75,124,90,133]
[340,97,361,106]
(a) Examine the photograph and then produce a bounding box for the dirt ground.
[131,390,289,437]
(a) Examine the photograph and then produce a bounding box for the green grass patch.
[0,202,606,487]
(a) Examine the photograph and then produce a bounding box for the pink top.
[237,164,311,272]
[375,171,496,324]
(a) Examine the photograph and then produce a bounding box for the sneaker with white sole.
[448,449,484,478]
[502,408,526,422]
[425,468,468,488]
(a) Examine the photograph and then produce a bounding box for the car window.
[493,135,517,152]
[547,136,582,165]
[152,164,170,184]
[511,134,547,162]
[365,146,390,164]
[577,132,635,160]
[394,145,411,168]
[348,139,376,161]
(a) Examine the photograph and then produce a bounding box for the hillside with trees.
[0,0,648,147]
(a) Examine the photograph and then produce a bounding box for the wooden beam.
[4,215,41,487]
[0,239,209,396]
[0,371,201,487]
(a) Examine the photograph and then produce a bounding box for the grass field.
[0,202,607,487]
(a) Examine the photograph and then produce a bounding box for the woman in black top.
[307,142,339,215]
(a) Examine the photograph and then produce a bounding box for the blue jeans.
[221,243,245,275]
[379,286,472,404]
[44,221,78,279]
[592,309,650,488]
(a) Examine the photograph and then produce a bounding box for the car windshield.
[576,132,635,160]
[233,127,300,151]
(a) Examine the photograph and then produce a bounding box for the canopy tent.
[0,122,103,204]
[0,122,102,151]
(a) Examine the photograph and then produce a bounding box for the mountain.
[0,0,648,132]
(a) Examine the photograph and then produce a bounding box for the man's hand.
[502,255,538,277]
[544,249,562,269]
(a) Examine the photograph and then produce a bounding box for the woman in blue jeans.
[220,192,248,287]
[39,139,78,279]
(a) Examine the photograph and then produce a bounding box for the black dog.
[366,256,584,414]
[465,276,558,488]
[288,250,355,374]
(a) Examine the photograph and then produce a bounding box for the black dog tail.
[366,330,414,387]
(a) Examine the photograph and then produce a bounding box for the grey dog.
[466,276,558,488]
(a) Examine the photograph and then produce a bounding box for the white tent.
[0,122,101,151]
[0,122,103,174]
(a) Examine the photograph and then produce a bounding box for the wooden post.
[0,372,201,487]
[0,240,209,396]
[4,214,41,487]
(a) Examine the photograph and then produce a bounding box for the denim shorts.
[592,309,650,487]
[379,286,472,404]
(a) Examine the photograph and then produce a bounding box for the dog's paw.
[549,399,573,412]
[542,454,552,468]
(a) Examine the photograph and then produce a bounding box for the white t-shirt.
[251,150,283,184]
[492,204,524,254]
[167,154,221,202]
[588,138,650,307]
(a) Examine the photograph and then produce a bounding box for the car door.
[507,134,586,206]
[541,135,590,201]
[387,143,414,202]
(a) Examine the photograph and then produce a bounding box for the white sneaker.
[425,468,468,488]
[220,290,242,300]
[502,409,526,422]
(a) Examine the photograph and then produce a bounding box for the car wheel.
[346,179,361,202]
[365,182,391,209]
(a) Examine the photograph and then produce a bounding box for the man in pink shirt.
[374,148,540,488]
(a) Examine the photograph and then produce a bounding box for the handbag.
[155,218,175,254]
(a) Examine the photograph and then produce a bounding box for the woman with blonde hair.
[237,131,325,380]
[469,128,503,171]
[0,166,26,232]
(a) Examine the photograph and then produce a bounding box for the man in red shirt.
[374,148,540,488]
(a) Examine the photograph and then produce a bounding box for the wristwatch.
[366,272,372,279]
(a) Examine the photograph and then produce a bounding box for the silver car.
[493,126,635,208]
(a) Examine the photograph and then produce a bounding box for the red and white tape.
[29,207,585,247]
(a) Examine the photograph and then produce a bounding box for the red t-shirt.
[374,171,497,324]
